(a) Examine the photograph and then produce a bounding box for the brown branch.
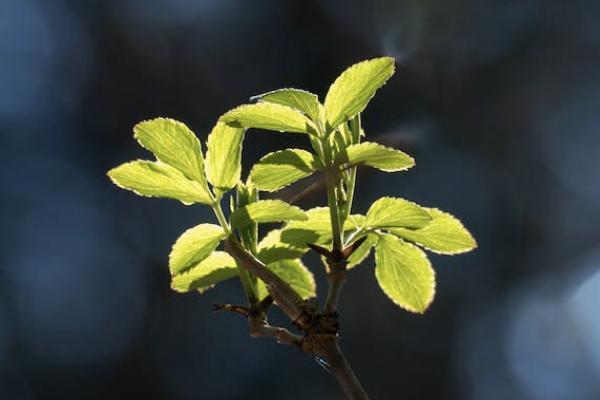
[224,237,370,399]
[304,242,347,314]
[305,240,370,398]
[248,317,303,347]
[224,237,310,328]
[322,236,368,314]
[319,338,370,400]
[212,303,250,316]
[215,300,303,348]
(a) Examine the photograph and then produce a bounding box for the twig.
[224,237,310,328]
[306,238,370,398]
[215,300,303,348]
[248,317,303,347]
[225,210,371,399]
[212,303,250,316]
[309,237,367,315]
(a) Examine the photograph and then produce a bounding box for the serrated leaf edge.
[374,235,436,314]
[337,141,415,172]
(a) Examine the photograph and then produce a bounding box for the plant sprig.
[108,56,476,400]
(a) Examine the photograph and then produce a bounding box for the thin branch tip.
[212,303,250,317]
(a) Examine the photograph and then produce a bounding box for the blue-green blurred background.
[1,0,599,399]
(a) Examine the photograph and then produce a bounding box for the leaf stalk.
[212,200,258,304]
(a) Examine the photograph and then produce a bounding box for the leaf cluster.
[108,57,476,314]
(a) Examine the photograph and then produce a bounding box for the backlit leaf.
[375,233,435,313]
[365,197,431,230]
[387,208,477,254]
[206,121,245,192]
[170,251,238,293]
[345,214,366,230]
[249,149,321,192]
[280,208,364,246]
[256,229,307,264]
[335,142,414,172]
[324,57,395,131]
[220,103,316,134]
[169,224,226,275]
[251,88,320,121]
[347,233,379,269]
[133,118,208,184]
[108,160,212,205]
[280,207,333,245]
[256,259,316,300]
[230,200,307,229]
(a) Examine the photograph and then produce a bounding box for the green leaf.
[133,118,208,184]
[324,57,395,131]
[365,197,432,230]
[375,233,435,313]
[205,121,245,192]
[168,224,226,275]
[256,229,307,264]
[280,207,333,245]
[230,199,308,229]
[335,142,414,172]
[251,88,320,121]
[347,233,379,269]
[220,103,316,134]
[256,259,316,300]
[387,208,477,255]
[280,208,364,246]
[170,251,238,293]
[108,160,213,205]
[345,214,366,230]
[249,149,321,192]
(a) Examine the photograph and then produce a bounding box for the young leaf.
[280,208,364,246]
[335,142,415,172]
[387,208,477,254]
[365,197,432,230]
[220,103,316,134]
[345,214,366,230]
[256,229,307,265]
[256,259,316,300]
[170,251,238,293]
[375,233,435,313]
[249,149,321,191]
[169,224,226,275]
[206,121,245,192]
[108,160,213,205]
[133,118,208,184]
[280,207,334,245]
[230,200,307,229]
[347,233,379,269]
[251,88,320,122]
[324,57,395,131]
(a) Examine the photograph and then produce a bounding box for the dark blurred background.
[1,0,599,399]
